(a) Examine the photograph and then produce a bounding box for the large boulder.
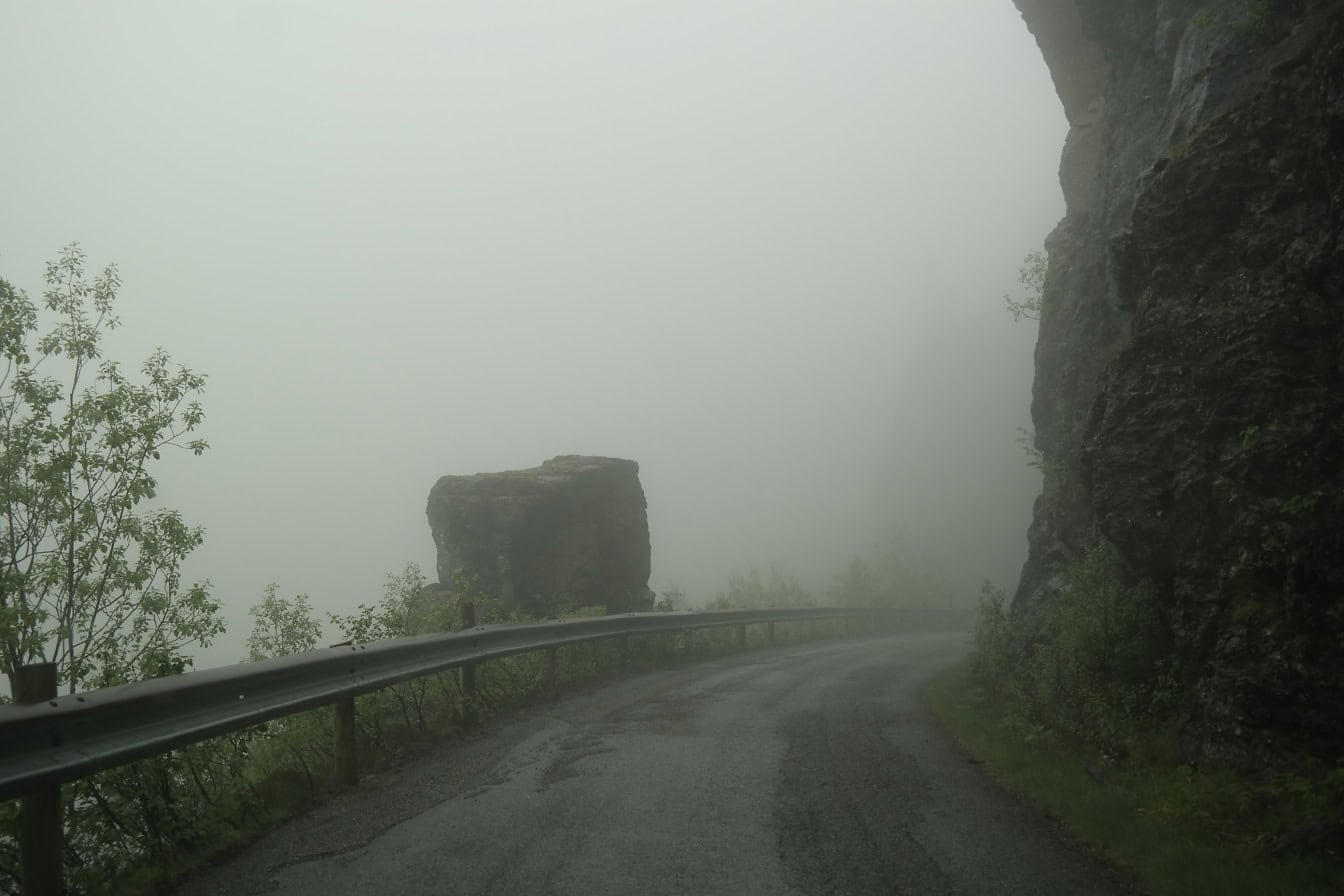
[426,456,653,616]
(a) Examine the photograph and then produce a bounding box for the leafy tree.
[330,563,428,642]
[0,245,219,694]
[827,555,880,606]
[652,585,687,612]
[967,544,1173,757]
[709,568,814,609]
[831,531,955,609]
[246,585,322,660]
[1004,248,1047,322]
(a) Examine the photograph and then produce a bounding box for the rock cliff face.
[426,456,653,616]
[1014,0,1344,766]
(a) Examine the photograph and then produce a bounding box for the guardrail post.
[808,619,816,640]
[735,624,746,650]
[544,646,559,689]
[333,696,358,786]
[327,642,359,787]
[683,628,693,655]
[459,601,477,724]
[767,621,776,645]
[842,617,850,638]
[14,663,62,896]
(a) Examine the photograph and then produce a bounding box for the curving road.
[174,633,1137,896]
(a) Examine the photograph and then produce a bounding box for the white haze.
[0,1,1065,668]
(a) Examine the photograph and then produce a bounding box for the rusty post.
[544,646,559,689]
[328,641,359,787]
[735,624,746,650]
[459,601,477,724]
[14,663,62,896]
[333,696,358,786]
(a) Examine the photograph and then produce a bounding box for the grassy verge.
[925,660,1344,896]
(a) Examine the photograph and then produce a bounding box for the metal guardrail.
[0,605,970,893]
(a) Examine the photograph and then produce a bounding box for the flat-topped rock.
[426,456,653,616]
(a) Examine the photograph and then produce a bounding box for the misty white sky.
[1,1,1065,668]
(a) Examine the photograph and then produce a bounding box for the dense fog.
[0,1,1065,667]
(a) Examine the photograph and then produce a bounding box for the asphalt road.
[174,633,1138,896]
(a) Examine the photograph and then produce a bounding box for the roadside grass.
[925,660,1344,896]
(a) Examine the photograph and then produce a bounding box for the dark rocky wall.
[1014,0,1344,766]
[426,456,653,616]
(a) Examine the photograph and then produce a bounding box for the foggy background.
[0,1,1064,668]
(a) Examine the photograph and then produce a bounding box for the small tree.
[652,585,687,612]
[967,545,1173,757]
[1004,248,1047,322]
[247,585,322,660]
[710,568,814,609]
[827,555,879,606]
[0,244,220,694]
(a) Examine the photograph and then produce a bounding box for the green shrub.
[969,581,1021,698]
[709,568,814,608]
[969,543,1174,758]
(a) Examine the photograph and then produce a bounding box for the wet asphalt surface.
[173,633,1139,896]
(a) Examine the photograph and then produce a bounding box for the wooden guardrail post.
[333,696,358,786]
[327,642,359,787]
[544,646,559,689]
[459,601,477,724]
[735,624,746,650]
[14,663,62,896]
